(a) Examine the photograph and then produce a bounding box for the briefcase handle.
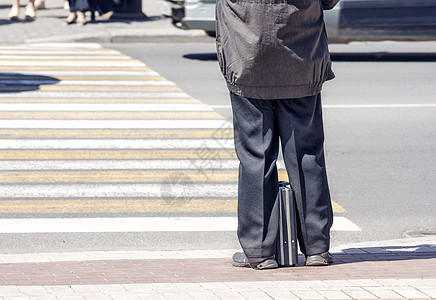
[278,181,290,188]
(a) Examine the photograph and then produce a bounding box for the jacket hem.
[226,82,324,100]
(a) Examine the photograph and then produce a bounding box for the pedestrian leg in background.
[34,0,45,9]
[8,0,36,20]
[276,93,333,263]
[230,92,280,267]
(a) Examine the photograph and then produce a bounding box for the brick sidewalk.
[0,0,212,44]
[1,239,435,299]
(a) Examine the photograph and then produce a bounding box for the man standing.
[216,0,339,269]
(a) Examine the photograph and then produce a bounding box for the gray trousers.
[230,92,333,258]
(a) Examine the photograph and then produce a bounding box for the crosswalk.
[0,43,358,237]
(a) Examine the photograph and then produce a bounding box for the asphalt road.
[0,41,434,253]
[112,41,436,245]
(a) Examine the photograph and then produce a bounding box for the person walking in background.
[216,0,340,269]
[8,0,36,20]
[63,0,115,26]
[63,0,90,26]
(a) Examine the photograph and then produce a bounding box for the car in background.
[160,0,436,42]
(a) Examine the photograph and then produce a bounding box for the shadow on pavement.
[0,73,60,93]
[183,52,436,62]
[331,244,436,265]
[331,52,436,62]
[183,53,218,61]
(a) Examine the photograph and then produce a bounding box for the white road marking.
[0,80,176,86]
[0,50,121,55]
[211,104,436,109]
[0,61,145,67]
[0,183,238,198]
[0,120,230,129]
[0,217,238,233]
[0,103,212,111]
[0,160,286,171]
[0,92,192,98]
[0,43,104,49]
[0,70,160,76]
[0,139,234,149]
[0,56,131,60]
[0,216,359,233]
[331,216,362,232]
[324,104,436,108]
[0,160,239,170]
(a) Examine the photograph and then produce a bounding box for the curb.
[25,28,215,44]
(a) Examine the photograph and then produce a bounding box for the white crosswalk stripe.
[0,43,358,238]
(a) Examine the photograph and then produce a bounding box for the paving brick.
[395,288,431,299]
[96,284,128,294]
[210,290,247,300]
[121,284,155,293]
[70,285,102,293]
[292,290,326,299]
[187,291,220,300]
[0,286,21,296]
[160,291,194,300]
[238,290,273,300]
[29,296,58,300]
[419,288,436,298]
[341,248,368,254]
[223,281,261,291]
[262,291,300,300]
[324,280,357,287]
[317,290,353,300]
[250,281,281,290]
[276,280,329,289]
[17,286,50,297]
[107,294,142,300]
[342,288,378,299]
[347,279,382,287]
[50,296,85,300]
[44,285,77,297]
[364,287,404,299]
[137,294,167,300]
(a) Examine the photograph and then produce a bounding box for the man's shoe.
[232,252,278,270]
[305,251,333,266]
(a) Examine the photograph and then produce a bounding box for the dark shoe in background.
[305,251,333,266]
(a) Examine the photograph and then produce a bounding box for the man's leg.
[230,92,280,259]
[276,93,333,257]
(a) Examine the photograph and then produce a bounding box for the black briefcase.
[276,181,298,267]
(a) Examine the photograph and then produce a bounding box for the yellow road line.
[0,170,288,183]
[332,201,346,213]
[0,149,237,160]
[0,66,151,71]
[0,59,140,63]
[0,111,224,120]
[1,85,182,92]
[0,199,345,213]
[0,98,201,104]
[0,129,233,139]
[0,53,126,57]
[0,199,238,213]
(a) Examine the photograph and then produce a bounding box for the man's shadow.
[0,73,60,93]
[328,244,436,265]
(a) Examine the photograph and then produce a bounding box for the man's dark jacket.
[216,0,340,99]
